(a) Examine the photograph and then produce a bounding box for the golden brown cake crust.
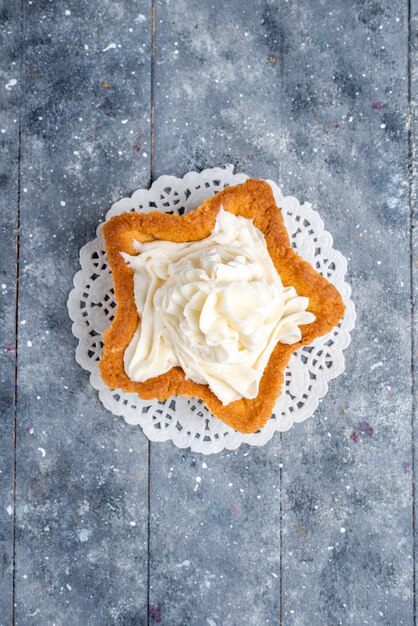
[100,179,345,434]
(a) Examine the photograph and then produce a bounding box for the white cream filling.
[122,208,316,405]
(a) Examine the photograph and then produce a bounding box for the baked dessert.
[100,179,345,434]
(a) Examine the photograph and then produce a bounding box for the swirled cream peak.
[122,208,316,405]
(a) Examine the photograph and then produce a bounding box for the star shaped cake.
[100,179,345,433]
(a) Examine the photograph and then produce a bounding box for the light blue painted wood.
[149,0,415,624]
[278,1,414,624]
[0,1,21,622]
[0,0,415,624]
[12,2,152,624]
[411,0,418,623]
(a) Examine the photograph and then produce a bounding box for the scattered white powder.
[78,528,91,542]
[370,361,383,371]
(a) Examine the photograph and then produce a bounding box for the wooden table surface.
[1,0,417,624]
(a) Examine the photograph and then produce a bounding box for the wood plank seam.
[150,0,156,187]
[407,0,417,625]
[147,3,156,626]
[279,448,283,626]
[278,3,284,620]
[408,0,417,623]
[12,1,24,623]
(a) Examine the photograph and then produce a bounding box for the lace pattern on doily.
[68,166,356,454]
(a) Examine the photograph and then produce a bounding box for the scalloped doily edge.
[67,166,356,453]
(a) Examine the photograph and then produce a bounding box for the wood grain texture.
[0,0,416,624]
[12,1,152,624]
[149,0,415,624]
[149,2,289,623]
[411,0,418,622]
[277,1,414,625]
[0,2,20,623]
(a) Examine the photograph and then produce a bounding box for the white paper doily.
[68,166,355,454]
